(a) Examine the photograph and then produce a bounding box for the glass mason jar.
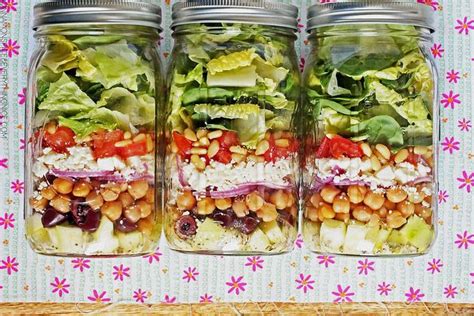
[164,0,301,254]
[25,1,164,256]
[302,2,438,256]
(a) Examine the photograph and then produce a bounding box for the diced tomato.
[92,130,124,159]
[214,149,232,164]
[406,152,421,166]
[263,134,298,163]
[315,136,331,158]
[217,131,240,149]
[43,126,76,154]
[117,141,147,159]
[172,131,193,159]
[329,135,363,159]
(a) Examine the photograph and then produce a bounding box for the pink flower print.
[295,274,315,293]
[18,88,26,105]
[438,190,449,204]
[470,272,474,285]
[0,213,15,229]
[317,255,335,268]
[441,137,460,154]
[0,0,17,13]
[377,282,392,296]
[182,266,199,282]
[71,258,90,272]
[0,114,4,126]
[133,289,148,303]
[357,259,375,275]
[0,256,18,275]
[199,293,213,303]
[455,17,474,35]
[19,139,25,150]
[457,171,474,193]
[427,258,443,274]
[332,284,355,303]
[112,264,130,281]
[226,276,247,295]
[162,294,176,304]
[0,158,7,169]
[458,118,472,132]
[295,233,303,248]
[454,231,474,249]
[87,290,111,303]
[417,0,438,10]
[245,256,264,272]
[405,287,425,303]
[441,91,461,109]
[10,179,24,194]
[444,285,458,299]
[431,43,444,58]
[446,70,460,83]
[143,248,162,264]
[50,277,70,297]
[1,39,20,58]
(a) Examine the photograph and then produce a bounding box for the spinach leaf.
[346,115,404,147]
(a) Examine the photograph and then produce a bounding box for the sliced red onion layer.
[196,182,293,199]
[51,169,114,178]
[97,174,154,182]
[411,176,433,184]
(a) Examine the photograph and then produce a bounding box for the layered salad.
[164,24,300,253]
[26,35,161,256]
[303,25,436,255]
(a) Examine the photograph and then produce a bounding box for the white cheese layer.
[181,159,294,192]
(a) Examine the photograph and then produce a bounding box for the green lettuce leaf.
[346,115,404,147]
[207,65,258,87]
[193,103,261,120]
[174,64,204,85]
[72,35,123,48]
[206,49,258,75]
[253,56,288,83]
[370,80,404,105]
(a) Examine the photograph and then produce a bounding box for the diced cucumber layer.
[399,215,433,252]
[85,217,119,255]
[247,228,271,252]
[260,221,285,244]
[320,219,346,251]
[343,224,375,254]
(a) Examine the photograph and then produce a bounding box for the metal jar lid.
[33,0,162,31]
[171,0,299,31]
[307,0,435,32]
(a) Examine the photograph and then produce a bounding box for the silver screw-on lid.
[171,0,299,31]
[307,0,435,32]
[33,0,162,31]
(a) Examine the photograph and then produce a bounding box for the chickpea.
[245,192,265,212]
[386,188,408,203]
[232,200,249,218]
[318,203,335,219]
[333,193,350,214]
[215,198,232,210]
[289,205,297,217]
[256,203,278,222]
[50,195,71,213]
[320,185,341,204]
[408,191,425,204]
[347,185,367,204]
[101,201,123,221]
[383,199,396,210]
[145,188,155,204]
[375,206,388,218]
[30,197,48,210]
[118,192,134,208]
[352,206,373,222]
[368,214,381,227]
[286,193,296,208]
[136,200,152,218]
[386,211,407,229]
[100,189,120,202]
[335,212,350,224]
[85,191,104,210]
[415,204,432,220]
[196,197,216,215]
[52,178,74,195]
[41,187,57,200]
[309,192,322,207]
[397,200,415,217]
[72,180,92,198]
[124,205,142,223]
[128,180,149,200]
[177,191,196,211]
[363,191,385,211]
[270,190,289,210]
[137,218,154,236]
[119,182,129,192]
[305,205,319,222]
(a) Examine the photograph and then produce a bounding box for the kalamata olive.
[234,215,260,235]
[278,210,294,226]
[210,210,235,228]
[115,217,138,233]
[71,199,100,232]
[175,215,197,239]
[41,206,68,228]
[45,173,57,185]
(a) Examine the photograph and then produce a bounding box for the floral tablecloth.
[0,0,472,304]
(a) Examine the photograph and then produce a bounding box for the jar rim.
[171,0,299,31]
[307,0,435,33]
[33,0,162,31]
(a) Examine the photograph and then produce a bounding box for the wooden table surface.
[0,302,473,315]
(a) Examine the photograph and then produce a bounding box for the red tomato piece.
[315,136,331,158]
[214,149,232,164]
[117,141,148,159]
[328,135,363,159]
[406,152,421,166]
[217,131,240,149]
[43,126,76,154]
[172,131,193,159]
[263,135,298,163]
[92,130,124,159]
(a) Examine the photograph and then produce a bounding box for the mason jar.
[25,1,163,256]
[164,0,301,254]
[302,2,438,256]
